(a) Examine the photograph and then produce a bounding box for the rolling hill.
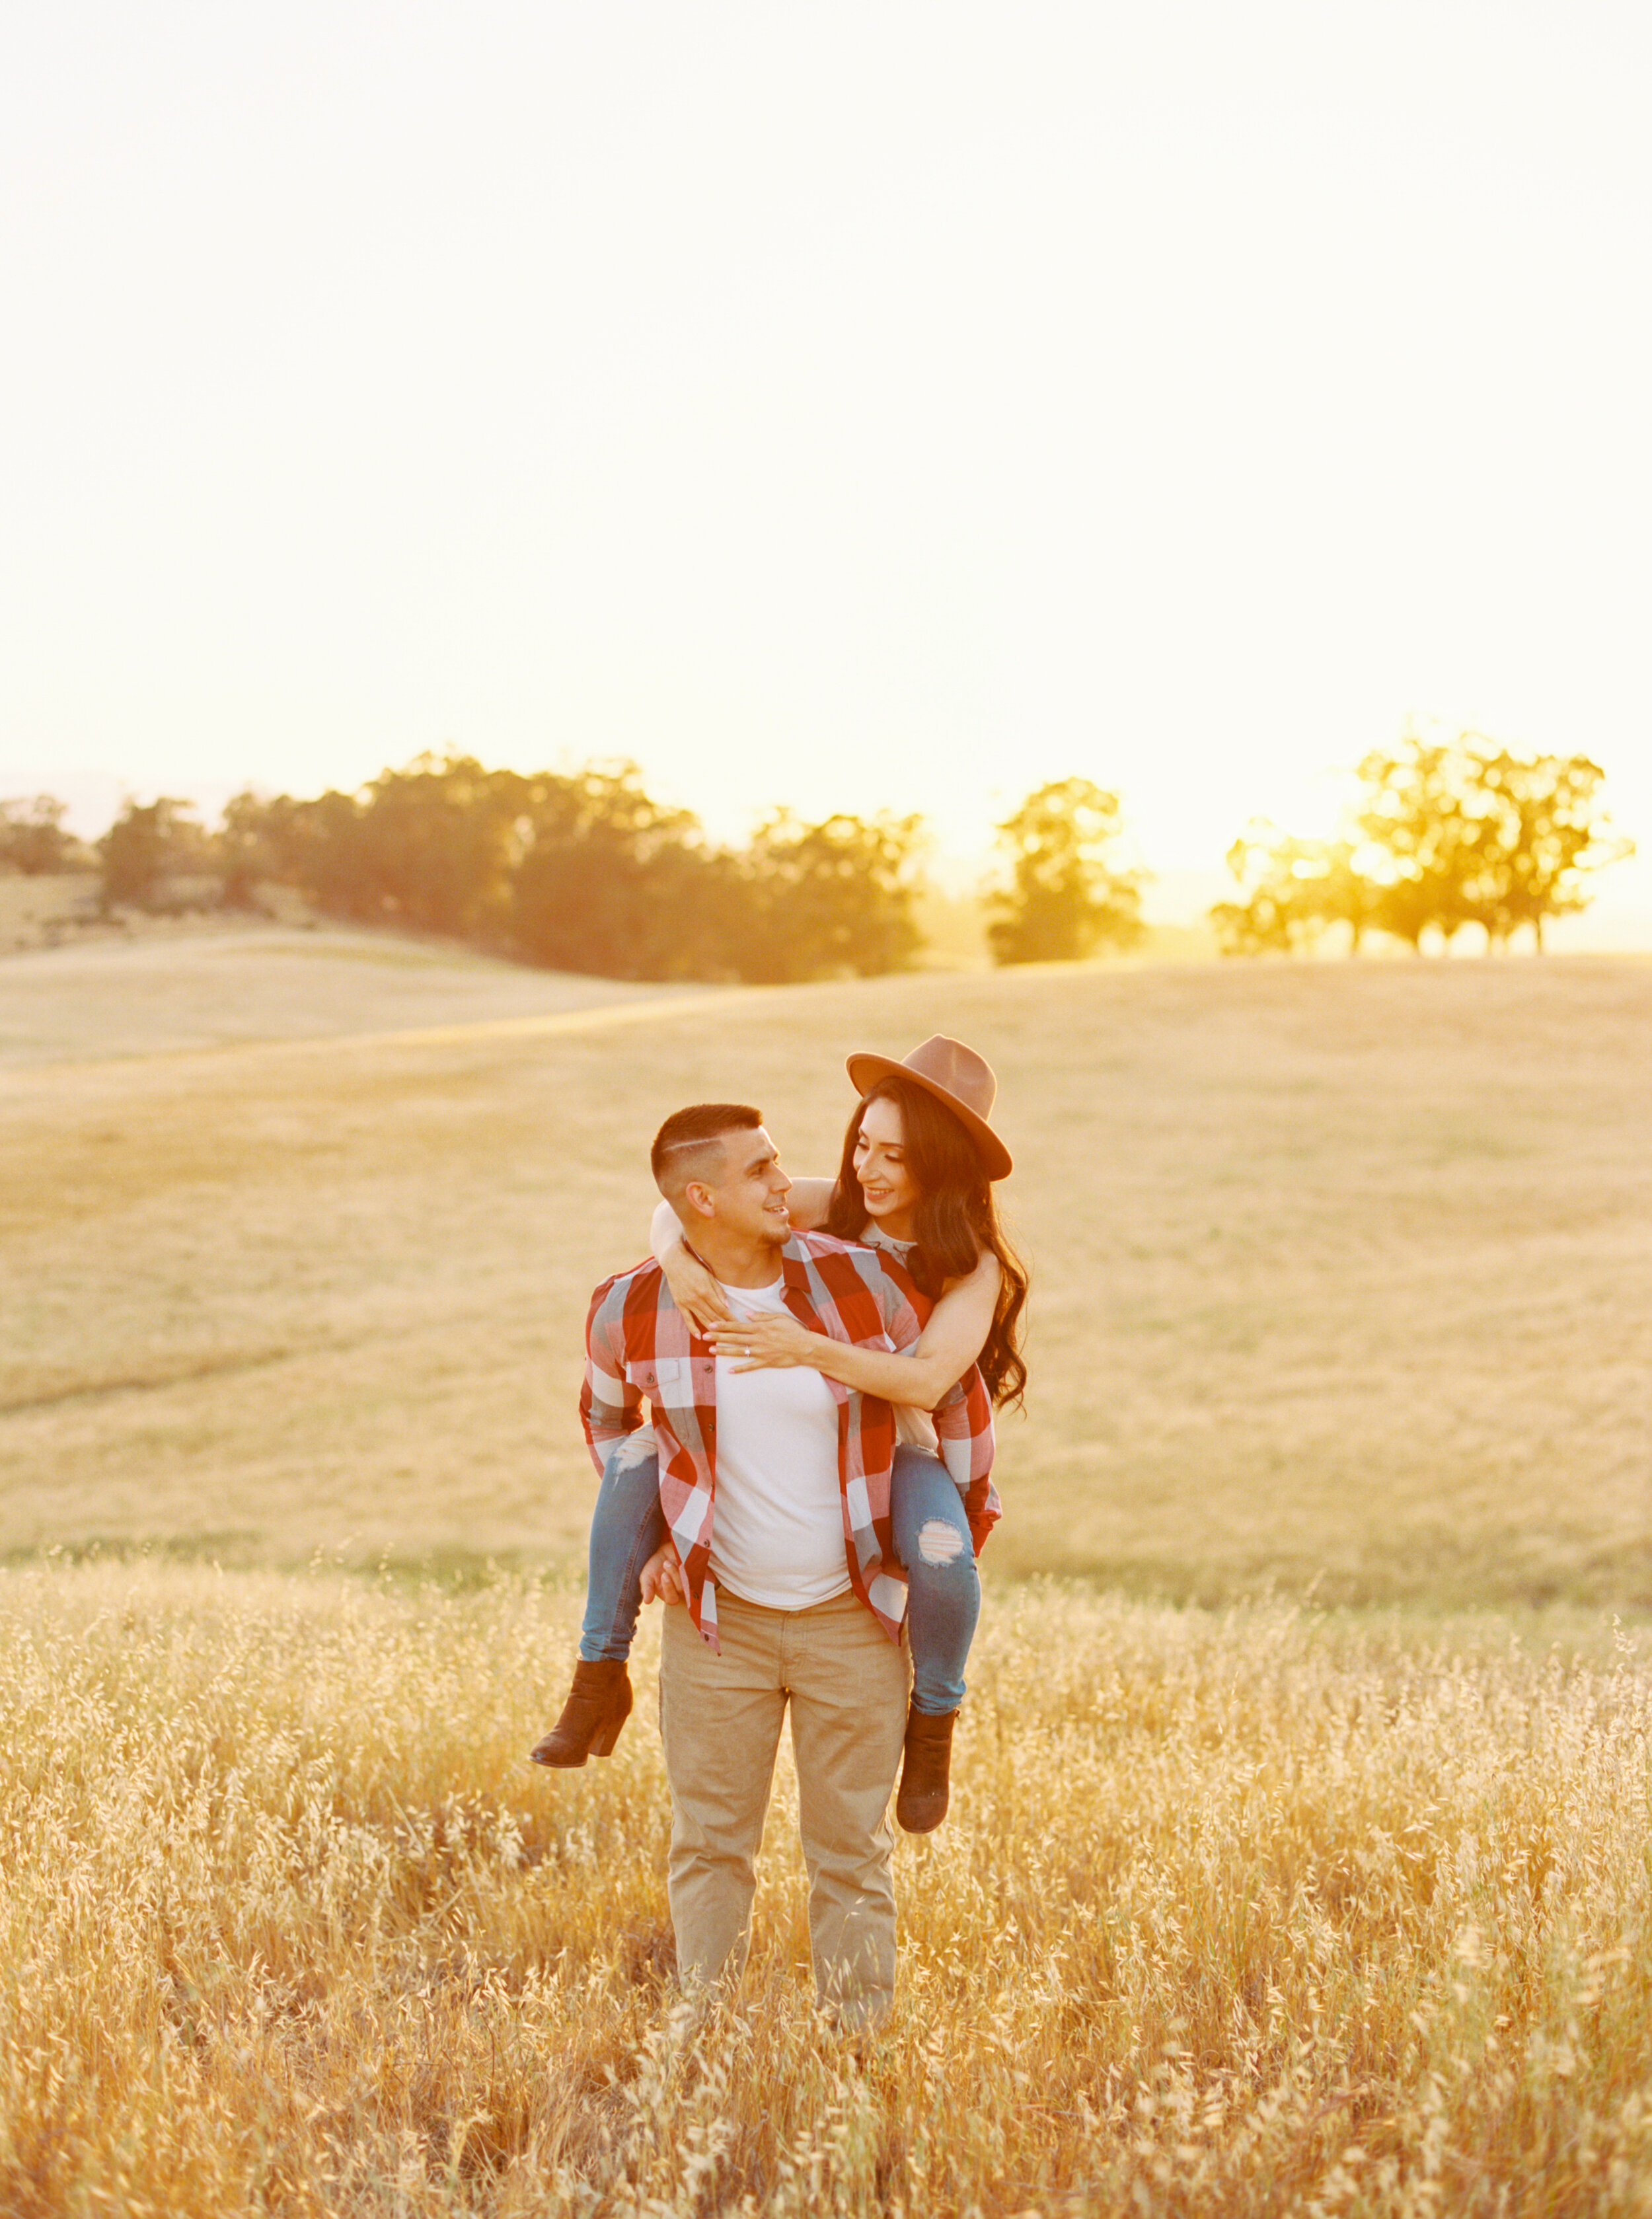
[3,928,1647,1608]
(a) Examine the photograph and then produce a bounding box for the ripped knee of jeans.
[915,1517,966,1567]
[611,1427,656,1476]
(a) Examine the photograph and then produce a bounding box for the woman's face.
[853,1094,920,1237]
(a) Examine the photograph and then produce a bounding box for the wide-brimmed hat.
[844,1034,1013,1182]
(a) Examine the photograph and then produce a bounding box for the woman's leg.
[890,1444,980,1715]
[533,1431,665,1766]
[578,1429,665,1663]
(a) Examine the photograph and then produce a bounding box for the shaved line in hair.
[654,1135,728,1199]
[650,1102,762,1197]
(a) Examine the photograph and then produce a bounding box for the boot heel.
[530,1660,634,1767]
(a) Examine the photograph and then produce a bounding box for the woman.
[531,1034,1027,1832]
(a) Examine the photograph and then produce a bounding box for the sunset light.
[3,3,1648,936]
[5,9,1651,2212]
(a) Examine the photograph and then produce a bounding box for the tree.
[1213,728,1635,957]
[1353,732,1484,951]
[1354,730,1633,952]
[737,810,926,983]
[192,752,941,984]
[1210,825,1374,955]
[340,755,531,938]
[0,794,81,875]
[244,786,378,920]
[98,798,211,909]
[217,788,291,909]
[987,778,1145,965]
[509,763,734,980]
[231,757,558,941]
[225,755,745,979]
[1453,747,1633,951]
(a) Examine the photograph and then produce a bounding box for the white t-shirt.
[709,1277,850,1610]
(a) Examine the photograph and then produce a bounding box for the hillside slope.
[0,921,706,1065]
[2,946,1647,1606]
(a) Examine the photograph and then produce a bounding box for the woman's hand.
[640,1538,685,1606]
[706,1310,823,1372]
[659,1243,731,1336]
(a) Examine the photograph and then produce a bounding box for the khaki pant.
[658,1586,909,2028]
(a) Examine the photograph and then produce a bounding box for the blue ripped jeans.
[579,1439,980,1714]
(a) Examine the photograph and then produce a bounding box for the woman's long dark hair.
[823,1074,1029,1410]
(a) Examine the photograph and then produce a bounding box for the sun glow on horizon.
[2,3,1649,936]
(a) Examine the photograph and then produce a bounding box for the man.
[579,1101,995,2029]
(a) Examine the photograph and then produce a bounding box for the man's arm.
[648,1198,730,1334]
[578,1278,645,1476]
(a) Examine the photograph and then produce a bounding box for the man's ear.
[681,1180,717,1222]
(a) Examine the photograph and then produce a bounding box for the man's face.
[699,1125,792,1248]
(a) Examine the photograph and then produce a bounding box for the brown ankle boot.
[530,1660,633,1767]
[895,1704,957,1833]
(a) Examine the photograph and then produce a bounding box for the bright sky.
[2,1,1648,931]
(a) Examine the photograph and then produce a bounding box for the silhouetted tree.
[225,759,536,936]
[1355,732,1633,952]
[1214,730,1634,956]
[353,756,533,936]
[1353,733,1483,950]
[218,788,286,908]
[987,778,1145,964]
[1211,825,1374,955]
[0,795,82,876]
[1454,747,1633,951]
[98,798,211,909]
[276,788,377,918]
[509,763,737,979]
[205,753,938,983]
[737,810,926,983]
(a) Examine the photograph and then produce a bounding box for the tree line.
[1211,732,1632,956]
[84,759,936,984]
[1,732,1630,976]
[0,758,1150,981]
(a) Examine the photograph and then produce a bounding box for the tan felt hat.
[844,1034,1013,1182]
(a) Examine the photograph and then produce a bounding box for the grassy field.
[3,932,1647,1608]
[0,919,702,1065]
[5,933,1652,2212]
[5,1563,1650,2216]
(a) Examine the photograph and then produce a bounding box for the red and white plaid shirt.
[581,1230,999,1648]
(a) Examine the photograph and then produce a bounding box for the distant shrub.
[97,797,213,910]
[0,794,87,876]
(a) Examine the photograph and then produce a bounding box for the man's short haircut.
[650,1102,763,1194]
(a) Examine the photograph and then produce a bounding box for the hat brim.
[845,1052,1014,1182]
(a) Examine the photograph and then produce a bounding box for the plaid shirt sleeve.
[872,1261,1001,1555]
[579,1272,644,1476]
[931,1366,1000,1554]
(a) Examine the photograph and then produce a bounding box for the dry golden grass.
[2,937,1647,1608]
[0,872,99,954]
[5,1561,1651,2216]
[0,922,685,1065]
[7,938,1652,2208]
